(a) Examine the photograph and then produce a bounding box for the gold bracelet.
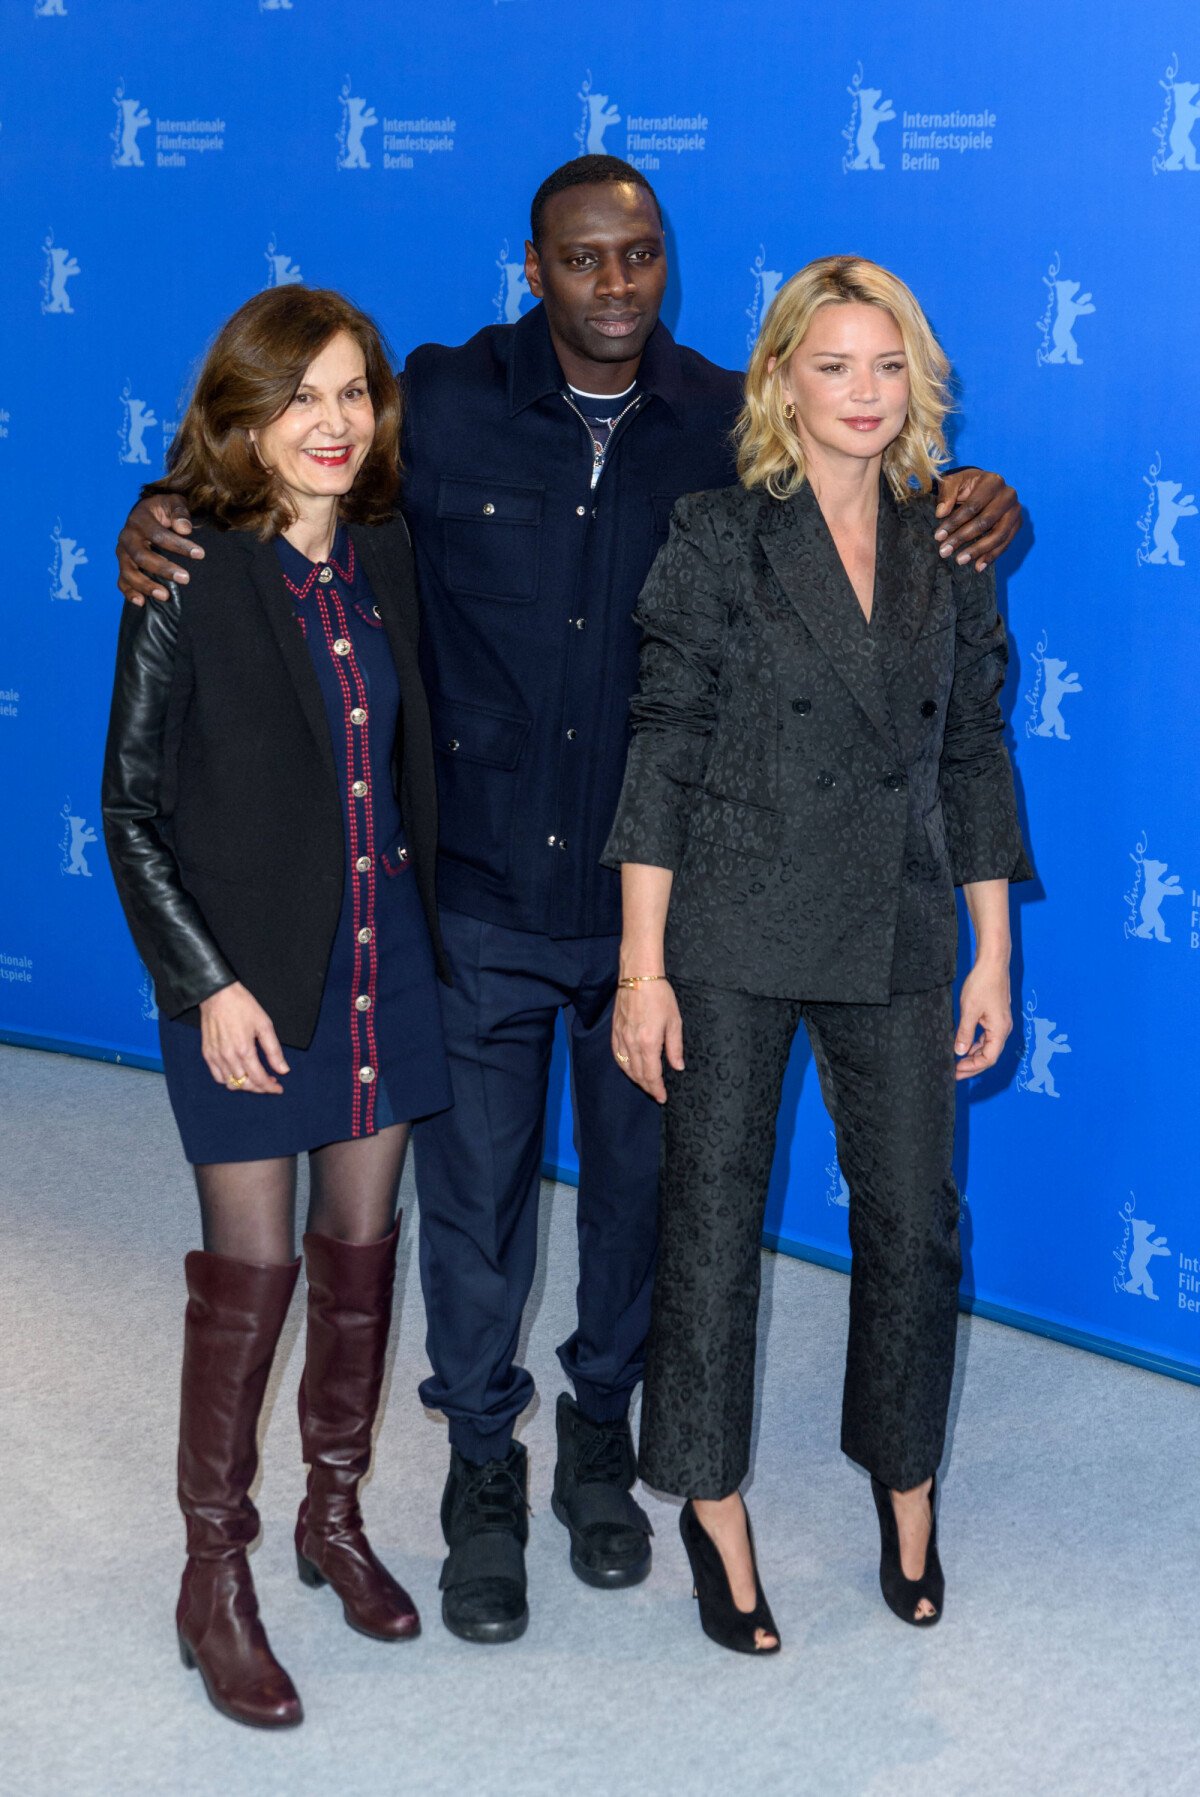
[617,974,667,988]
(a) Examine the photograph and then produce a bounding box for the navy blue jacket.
[401,303,743,938]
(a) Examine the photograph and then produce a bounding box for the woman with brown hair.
[102,287,450,1726]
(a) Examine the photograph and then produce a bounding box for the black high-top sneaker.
[551,1393,653,1589]
[439,1441,530,1643]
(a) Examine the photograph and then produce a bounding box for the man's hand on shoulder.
[934,468,1021,572]
[116,493,203,606]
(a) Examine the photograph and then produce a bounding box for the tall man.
[116,156,1021,1644]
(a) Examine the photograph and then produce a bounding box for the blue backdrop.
[4,1,1199,1382]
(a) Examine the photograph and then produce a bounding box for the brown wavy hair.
[144,287,401,537]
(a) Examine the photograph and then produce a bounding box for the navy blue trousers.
[412,909,662,1463]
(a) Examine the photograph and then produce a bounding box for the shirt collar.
[508,302,684,425]
[274,520,353,589]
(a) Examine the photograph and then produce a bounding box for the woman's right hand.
[199,982,290,1095]
[116,494,203,605]
[612,979,685,1104]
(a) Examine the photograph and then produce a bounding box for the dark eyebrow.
[557,237,662,253]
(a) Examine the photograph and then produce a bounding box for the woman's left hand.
[954,958,1012,1080]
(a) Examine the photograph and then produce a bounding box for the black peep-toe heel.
[679,1499,781,1656]
[870,1474,945,1627]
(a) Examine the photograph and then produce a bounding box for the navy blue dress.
[160,525,452,1163]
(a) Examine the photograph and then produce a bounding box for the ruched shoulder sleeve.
[602,494,733,871]
[940,559,1033,886]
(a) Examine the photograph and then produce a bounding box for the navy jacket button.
[792,698,811,715]
[921,699,937,718]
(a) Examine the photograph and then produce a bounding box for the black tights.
[194,1123,410,1265]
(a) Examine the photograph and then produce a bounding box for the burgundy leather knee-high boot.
[176,1251,303,1728]
[295,1218,420,1640]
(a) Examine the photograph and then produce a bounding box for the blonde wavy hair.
[735,255,952,503]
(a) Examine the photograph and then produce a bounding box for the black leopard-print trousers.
[638,981,960,1498]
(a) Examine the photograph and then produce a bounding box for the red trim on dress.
[320,586,381,1137]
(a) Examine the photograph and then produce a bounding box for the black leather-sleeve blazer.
[101,516,447,1047]
[603,479,1032,1005]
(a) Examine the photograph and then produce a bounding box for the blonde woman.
[603,256,1031,1653]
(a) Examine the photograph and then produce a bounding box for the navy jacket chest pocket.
[437,477,544,602]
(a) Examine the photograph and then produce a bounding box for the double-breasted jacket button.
[333,637,351,656]
[482,502,495,516]
[396,847,408,862]
[355,855,372,873]
[576,505,587,517]
[883,771,906,791]
[547,834,557,847]
[816,771,835,788]
[921,699,937,718]
[355,994,371,1012]
[567,728,577,740]
[575,617,587,630]
[357,926,373,944]
[318,566,333,584]
[358,1065,376,1084]
[792,698,812,715]
[447,738,460,751]
[350,706,367,725]
[351,779,368,798]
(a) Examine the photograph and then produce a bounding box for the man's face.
[525,182,668,389]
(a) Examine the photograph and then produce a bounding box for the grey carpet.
[1,1042,1195,1797]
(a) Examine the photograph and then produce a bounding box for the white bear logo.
[1147,481,1197,566]
[112,87,151,168]
[119,388,158,466]
[1033,656,1082,740]
[576,73,621,155]
[1023,1014,1071,1098]
[1134,858,1184,943]
[584,92,621,153]
[1123,1218,1171,1299]
[494,243,531,325]
[50,522,87,601]
[848,84,895,171]
[1164,81,1200,170]
[63,813,97,876]
[746,248,783,355]
[35,0,68,15]
[1043,280,1095,366]
[41,237,80,314]
[264,238,302,287]
[338,81,377,170]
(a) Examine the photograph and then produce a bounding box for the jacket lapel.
[351,523,421,710]
[875,485,939,649]
[245,536,337,779]
[758,481,896,754]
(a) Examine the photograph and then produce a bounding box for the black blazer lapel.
[758,482,896,754]
[875,485,940,648]
[351,522,423,713]
[245,536,338,782]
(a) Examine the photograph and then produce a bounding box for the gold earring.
[782,401,795,421]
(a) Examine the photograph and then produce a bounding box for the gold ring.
[615,1051,630,1064]
[228,1074,247,1089]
